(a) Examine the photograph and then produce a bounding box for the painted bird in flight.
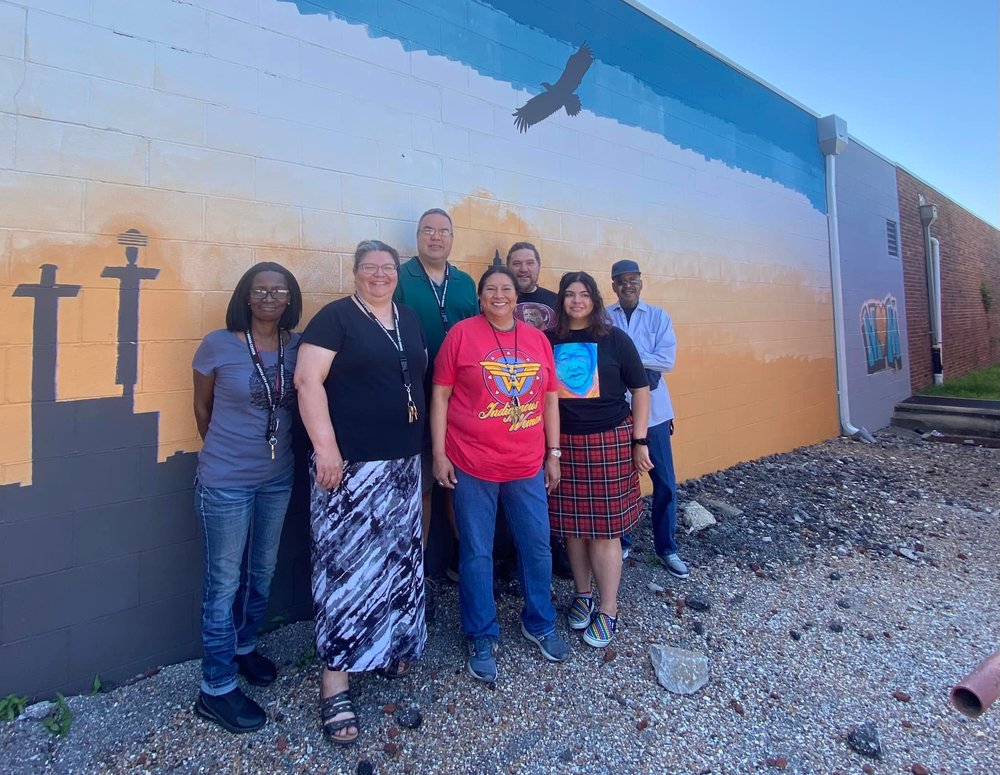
[513,42,594,132]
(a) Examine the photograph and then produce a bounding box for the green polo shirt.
[393,256,479,370]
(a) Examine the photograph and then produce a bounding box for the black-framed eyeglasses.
[249,288,291,301]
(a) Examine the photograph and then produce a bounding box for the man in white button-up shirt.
[607,260,689,579]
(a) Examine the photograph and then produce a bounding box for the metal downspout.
[818,115,874,442]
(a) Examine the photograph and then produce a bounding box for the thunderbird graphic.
[480,359,541,398]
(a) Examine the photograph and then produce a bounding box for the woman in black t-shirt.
[295,240,427,747]
[547,271,652,650]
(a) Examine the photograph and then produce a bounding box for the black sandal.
[320,691,359,746]
[374,658,411,679]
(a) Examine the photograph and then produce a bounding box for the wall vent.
[886,219,899,257]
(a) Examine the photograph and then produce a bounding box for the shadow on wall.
[0,231,311,699]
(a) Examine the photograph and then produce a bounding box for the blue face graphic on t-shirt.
[553,342,599,398]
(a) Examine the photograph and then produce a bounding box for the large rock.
[649,644,709,694]
[682,501,718,534]
[700,498,743,518]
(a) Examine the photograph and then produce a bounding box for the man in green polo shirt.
[394,208,478,592]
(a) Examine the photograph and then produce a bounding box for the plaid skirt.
[548,419,642,539]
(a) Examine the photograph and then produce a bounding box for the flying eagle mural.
[513,43,594,132]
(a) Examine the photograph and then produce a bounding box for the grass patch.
[919,363,1000,400]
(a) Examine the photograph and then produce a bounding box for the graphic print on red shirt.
[433,316,556,482]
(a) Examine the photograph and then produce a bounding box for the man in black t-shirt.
[507,242,557,331]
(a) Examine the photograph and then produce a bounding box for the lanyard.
[353,295,419,423]
[487,318,523,424]
[245,330,284,459]
[417,260,451,332]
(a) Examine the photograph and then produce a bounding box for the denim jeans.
[195,467,293,695]
[452,466,556,641]
[648,420,678,556]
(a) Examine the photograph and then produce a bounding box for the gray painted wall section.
[837,140,912,430]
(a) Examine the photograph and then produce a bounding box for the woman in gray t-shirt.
[190,261,302,734]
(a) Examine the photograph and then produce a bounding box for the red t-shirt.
[433,315,557,482]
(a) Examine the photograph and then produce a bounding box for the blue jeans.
[452,466,556,641]
[648,420,678,556]
[195,467,293,695]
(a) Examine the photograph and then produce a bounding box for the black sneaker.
[195,688,266,733]
[235,651,277,686]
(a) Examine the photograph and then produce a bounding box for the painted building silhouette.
[0,234,310,698]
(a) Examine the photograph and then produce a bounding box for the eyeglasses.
[614,278,641,287]
[358,263,399,276]
[249,288,291,301]
[419,227,453,238]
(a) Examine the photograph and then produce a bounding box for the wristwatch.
[631,438,649,447]
[548,448,562,458]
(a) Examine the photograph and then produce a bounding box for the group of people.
[189,208,687,745]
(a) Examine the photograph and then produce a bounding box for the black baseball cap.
[611,259,641,277]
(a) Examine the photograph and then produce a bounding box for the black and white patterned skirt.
[309,454,426,672]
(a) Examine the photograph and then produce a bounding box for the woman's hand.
[314,445,345,490]
[432,455,457,490]
[632,444,653,473]
[544,455,561,494]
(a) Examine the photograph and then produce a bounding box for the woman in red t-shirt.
[431,266,569,683]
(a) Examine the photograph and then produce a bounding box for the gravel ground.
[2,428,998,774]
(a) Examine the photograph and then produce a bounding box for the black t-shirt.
[301,297,427,461]
[546,327,646,435]
[515,286,558,331]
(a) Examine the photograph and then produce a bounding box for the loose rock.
[847,720,882,759]
[683,501,718,534]
[396,706,422,730]
[649,645,709,695]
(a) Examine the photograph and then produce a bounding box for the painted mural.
[860,295,904,375]
[0,0,838,695]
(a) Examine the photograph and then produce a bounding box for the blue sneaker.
[467,637,497,683]
[520,624,569,662]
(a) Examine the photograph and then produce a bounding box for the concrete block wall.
[897,168,1000,391]
[835,140,911,431]
[1,0,838,697]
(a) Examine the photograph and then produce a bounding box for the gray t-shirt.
[193,329,300,488]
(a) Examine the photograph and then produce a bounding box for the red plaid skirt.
[548,419,642,539]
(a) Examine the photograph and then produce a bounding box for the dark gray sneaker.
[195,688,266,733]
[659,552,690,579]
[520,624,569,662]
[467,637,498,683]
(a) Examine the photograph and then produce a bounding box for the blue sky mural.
[280,0,826,210]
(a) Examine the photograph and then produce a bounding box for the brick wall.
[897,167,1000,391]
